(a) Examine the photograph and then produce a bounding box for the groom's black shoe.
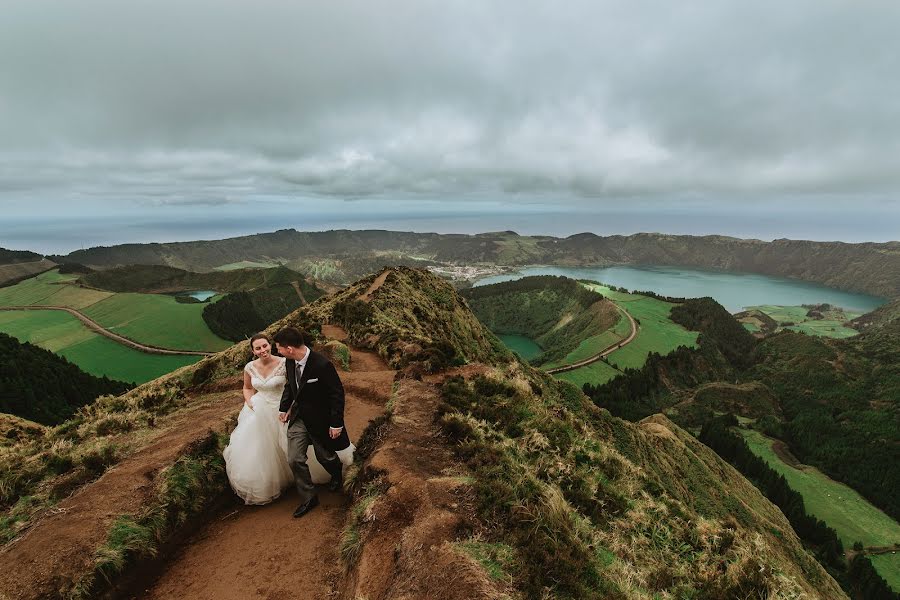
[327,474,343,493]
[292,495,319,518]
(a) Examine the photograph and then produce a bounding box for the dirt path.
[546,304,638,374]
[0,393,238,600]
[137,330,395,600]
[360,270,390,303]
[290,281,308,305]
[0,305,214,356]
[771,439,804,469]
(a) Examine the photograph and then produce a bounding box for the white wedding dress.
[223,357,331,505]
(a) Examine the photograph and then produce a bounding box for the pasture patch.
[740,428,900,589]
[82,294,230,352]
[0,310,198,383]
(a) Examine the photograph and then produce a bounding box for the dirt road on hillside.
[0,305,214,356]
[137,328,394,600]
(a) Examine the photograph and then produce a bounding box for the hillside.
[0,247,55,287]
[55,229,900,297]
[461,275,620,366]
[0,267,847,599]
[79,263,311,293]
[0,332,131,424]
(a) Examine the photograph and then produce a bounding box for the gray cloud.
[1,0,899,205]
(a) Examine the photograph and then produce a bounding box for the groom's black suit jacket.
[279,349,350,451]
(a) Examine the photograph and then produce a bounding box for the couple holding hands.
[224,327,354,518]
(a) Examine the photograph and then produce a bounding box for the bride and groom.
[223,327,353,518]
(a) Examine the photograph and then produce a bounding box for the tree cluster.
[0,333,131,425]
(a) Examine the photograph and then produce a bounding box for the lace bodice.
[244,358,287,395]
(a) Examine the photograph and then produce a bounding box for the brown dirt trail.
[0,393,238,600]
[137,332,395,600]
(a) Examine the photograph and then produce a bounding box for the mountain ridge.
[46,229,900,298]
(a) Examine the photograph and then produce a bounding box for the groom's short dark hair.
[274,327,308,348]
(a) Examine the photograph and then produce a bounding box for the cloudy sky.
[1,0,899,250]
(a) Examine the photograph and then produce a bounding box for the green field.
[0,270,230,352]
[584,284,699,370]
[498,334,543,361]
[746,305,861,339]
[0,310,199,384]
[740,429,900,589]
[82,293,231,352]
[554,359,622,388]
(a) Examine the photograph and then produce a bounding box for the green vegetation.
[738,304,862,338]
[0,332,130,424]
[79,263,306,294]
[554,359,621,388]
[583,283,698,369]
[69,431,228,599]
[304,267,509,372]
[0,310,199,383]
[0,270,230,352]
[747,326,900,520]
[0,248,43,264]
[82,292,230,351]
[213,260,283,271]
[702,417,897,598]
[437,368,841,598]
[462,276,620,367]
[740,429,900,591]
[202,280,323,342]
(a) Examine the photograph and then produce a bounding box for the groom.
[275,327,349,518]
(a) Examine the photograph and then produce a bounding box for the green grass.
[584,284,698,370]
[498,334,543,361]
[82,293,230,352]
[747,305,862,339]
[740,429,900,590]
[555,360,622,387]
[0,310,200,384]
[0,270,230,352]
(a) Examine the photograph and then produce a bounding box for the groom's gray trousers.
[286,418,342,503]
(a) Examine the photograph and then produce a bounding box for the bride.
[224,333,330,504]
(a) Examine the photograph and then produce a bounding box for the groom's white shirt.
[294,347,310,390]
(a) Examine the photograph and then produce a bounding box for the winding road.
[0,305,215,356]
[545,304,638,374]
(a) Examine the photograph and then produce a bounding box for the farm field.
[584,284,698,370]
[0,310,199,384]
[740,429,900,590]
[554,359,622,387]
[82,293,231,351]
[746,305,861,339]
[0,270,230,352]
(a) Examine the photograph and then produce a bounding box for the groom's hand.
[329,427,343,439]
[279,412,288,423]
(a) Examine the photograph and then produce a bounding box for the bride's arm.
[242,370,256,410]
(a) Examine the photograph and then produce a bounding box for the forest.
[0,333,131,425]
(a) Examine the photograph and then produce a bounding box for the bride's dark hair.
[249,333,274,359]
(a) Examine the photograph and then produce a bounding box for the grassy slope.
[555,283,698,385]
[0,310,198,384]
[741,429,900,590]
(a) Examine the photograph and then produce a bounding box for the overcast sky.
[1,0,899,246]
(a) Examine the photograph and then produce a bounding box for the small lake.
[177,290,218,302]
[475,265,886,313]
[498,334,543,360]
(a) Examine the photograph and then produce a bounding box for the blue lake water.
[178,290,218,302]
[474,265,886,313]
